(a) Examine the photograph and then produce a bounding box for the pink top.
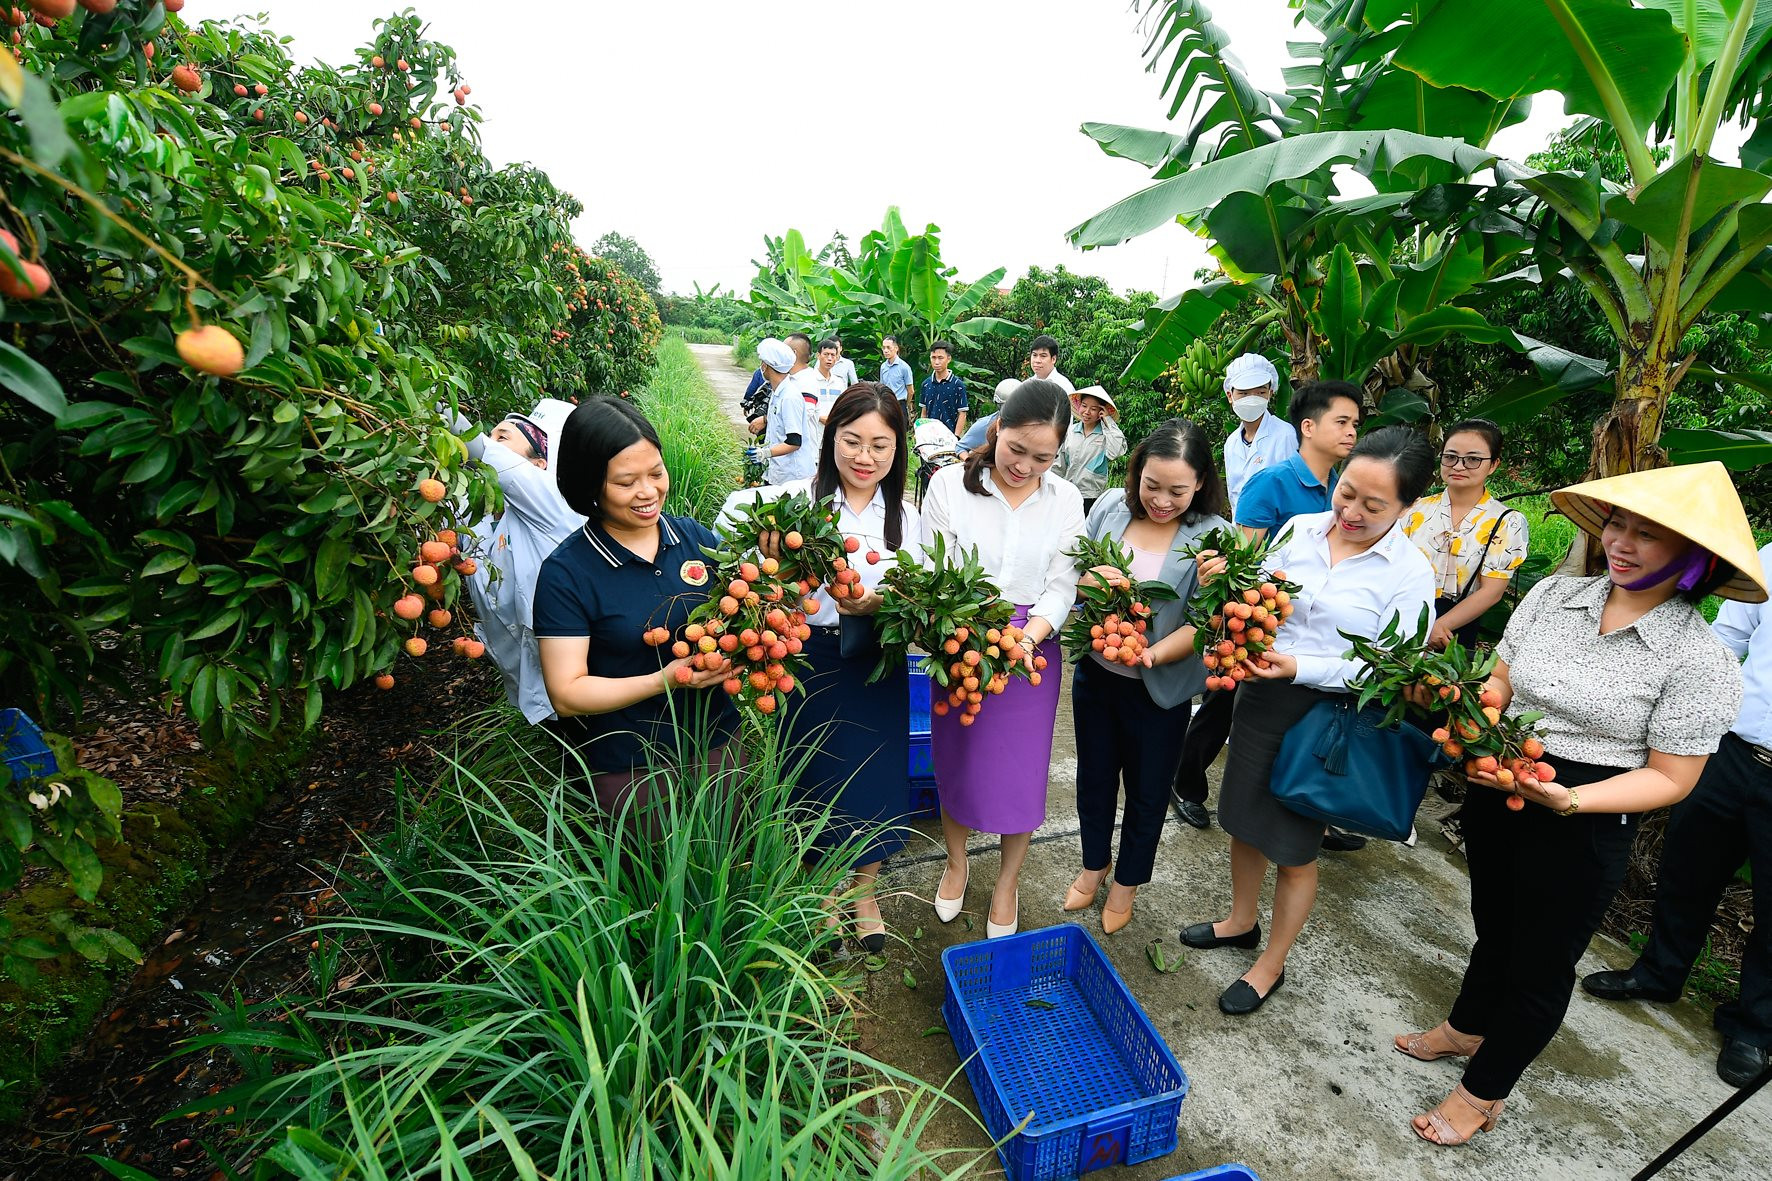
[1094,545,1164,679]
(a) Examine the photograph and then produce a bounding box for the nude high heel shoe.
[985,889,1019,939]
[1063,863,1111,912]
[933,860,968,924]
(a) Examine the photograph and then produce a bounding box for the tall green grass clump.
[634,336,744,523]
[665,325,736,345]
[172,714,981,1179]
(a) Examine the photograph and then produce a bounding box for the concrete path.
[857,666,1770,1180]
[685,341,751,433]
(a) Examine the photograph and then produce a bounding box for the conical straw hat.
[1549,461,1767,602]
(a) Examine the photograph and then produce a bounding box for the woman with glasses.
[718,383,918,953]
[1402,419,1529,650]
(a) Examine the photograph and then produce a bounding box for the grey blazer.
[1083,490,1231,709]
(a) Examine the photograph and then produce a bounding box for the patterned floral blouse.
[1402,490,1529,600]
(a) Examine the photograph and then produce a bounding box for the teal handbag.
[1271,696,1448,842]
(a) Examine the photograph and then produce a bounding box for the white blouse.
[1266,510,1438,691]
[717,479,919,627]
[920,463,1086,634]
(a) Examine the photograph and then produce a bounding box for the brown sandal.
[1413,1084,1503,1146]
[1394,1021,1484,1062]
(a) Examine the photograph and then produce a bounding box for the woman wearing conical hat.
[1394,461,1766,1146]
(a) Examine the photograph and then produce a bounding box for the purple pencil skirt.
[930,606,1061,835]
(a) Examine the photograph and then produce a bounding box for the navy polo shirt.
[532,514,738,772]
[1234,452,1339,535]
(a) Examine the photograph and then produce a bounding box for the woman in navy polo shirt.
[534,397,739,829]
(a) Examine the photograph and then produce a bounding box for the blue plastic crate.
[1161,1167,1260,1181]
[1,709,57,783]
[943,923,1188,1181]
[908,655,932,734]
[907,657,939,818]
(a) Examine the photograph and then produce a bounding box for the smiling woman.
[532,397,739,831]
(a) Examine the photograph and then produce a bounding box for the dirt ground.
[687,343,1768,1180]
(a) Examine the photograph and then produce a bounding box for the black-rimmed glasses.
[1440,453,1494,469]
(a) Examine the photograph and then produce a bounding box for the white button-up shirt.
[1266,509,1438,691]
[717,479,919,627]
[1224,412,1298,512]
[920,464,1086,634]
[1713,541,1772,748]
[800,366,847,457]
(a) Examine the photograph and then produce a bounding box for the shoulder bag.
[1440,507,1518,648]
[1271,696,1448,842]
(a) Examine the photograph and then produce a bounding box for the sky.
[201,0,1591,301]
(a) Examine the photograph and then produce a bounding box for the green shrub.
[633,337,744,523]
[665,325,734,345]
[173,716,984,1178]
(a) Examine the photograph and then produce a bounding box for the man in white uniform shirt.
[1221,352,1297,514]
[1028,334,1075,395]
[801,338,848,457]
[830,337,858,389]
[1583,539,1772,1088]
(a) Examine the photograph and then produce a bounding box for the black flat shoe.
[1581,968,1681,1004]
[858,928,887,956]
[1171,797,1212,829]
[1718,1038,1770,1088]
[1219,971,1284,1015]
[1181,920,1261,950]
[1321,827,1368,852]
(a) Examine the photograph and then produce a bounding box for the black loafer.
[1219,971,1284,1015]
[1718,1038,1770,1088]
[1321,827,1368,852]
[1181,920,1261,950]
[1171,797,1212,829]
[1582,969,1681,1004]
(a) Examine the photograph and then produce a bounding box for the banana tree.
[747,208,1022,368]
[1380,0,1772,474]
[1069,0,1534,421]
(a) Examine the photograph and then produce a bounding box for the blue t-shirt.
[880,357,914,401]
[958,412,996,451]
[920,373,967,431]
[532,515,739,773]
[1234,452,1339,535]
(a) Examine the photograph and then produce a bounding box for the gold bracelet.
[1556,786,1580,817]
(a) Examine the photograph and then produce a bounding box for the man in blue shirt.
[1583,538,1772,1088]
[1171,380,1362,838]
[879,334,914,406]
[918,339,968,434]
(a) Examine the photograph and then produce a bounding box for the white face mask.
[1231,394,1269,422]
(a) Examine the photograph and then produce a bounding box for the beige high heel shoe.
[1394,1022,1484,1062]
[1063,863,1111,912]
[1102,885,1137,935]
[1413,1084,1503,1146]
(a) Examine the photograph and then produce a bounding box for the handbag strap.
[1454,506,1517,601]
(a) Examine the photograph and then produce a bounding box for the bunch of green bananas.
[1171,338,1223,405]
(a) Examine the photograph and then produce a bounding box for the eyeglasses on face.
[1440,452,1494,469]
[836,436,895,459]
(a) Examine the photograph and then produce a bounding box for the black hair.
[1345,425,1437,504]
[929,339,954,356]
[883,334,900,348]
[1029,333,1060,358]
[1443,417,1504,461]
[554,395,662,521]
[817,337,840,353]
[1122,417,1227,524]
[963,378,1070,495]
[1681,557,1739,603]
[1289,380,1363,444]
[786,332,812,363]
[814,383,909,549]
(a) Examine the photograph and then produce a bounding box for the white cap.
[1223,352,1279,394]
[756,337,795,374]
[525,397,576,446]
[994,378,1020,404]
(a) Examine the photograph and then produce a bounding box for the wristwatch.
[1555,786,1581,817]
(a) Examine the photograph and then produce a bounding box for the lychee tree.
[0,4,642,748]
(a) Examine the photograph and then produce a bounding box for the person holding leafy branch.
[1396,462,1759,1147]
[1180,426,1437,1015]
[1064,419,1229,934]
[920,379,1085,939]
[718,383,918,954]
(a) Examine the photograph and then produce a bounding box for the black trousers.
[1448,753,1638,1101]
[1633,731,1772,1049]
[1072,658,1191,886]
[1171,686,1235,806]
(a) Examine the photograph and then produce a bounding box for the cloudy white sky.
[203,0,1584,301]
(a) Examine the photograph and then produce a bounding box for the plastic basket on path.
[907,654,938,817]
[942,922,1189,1180]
